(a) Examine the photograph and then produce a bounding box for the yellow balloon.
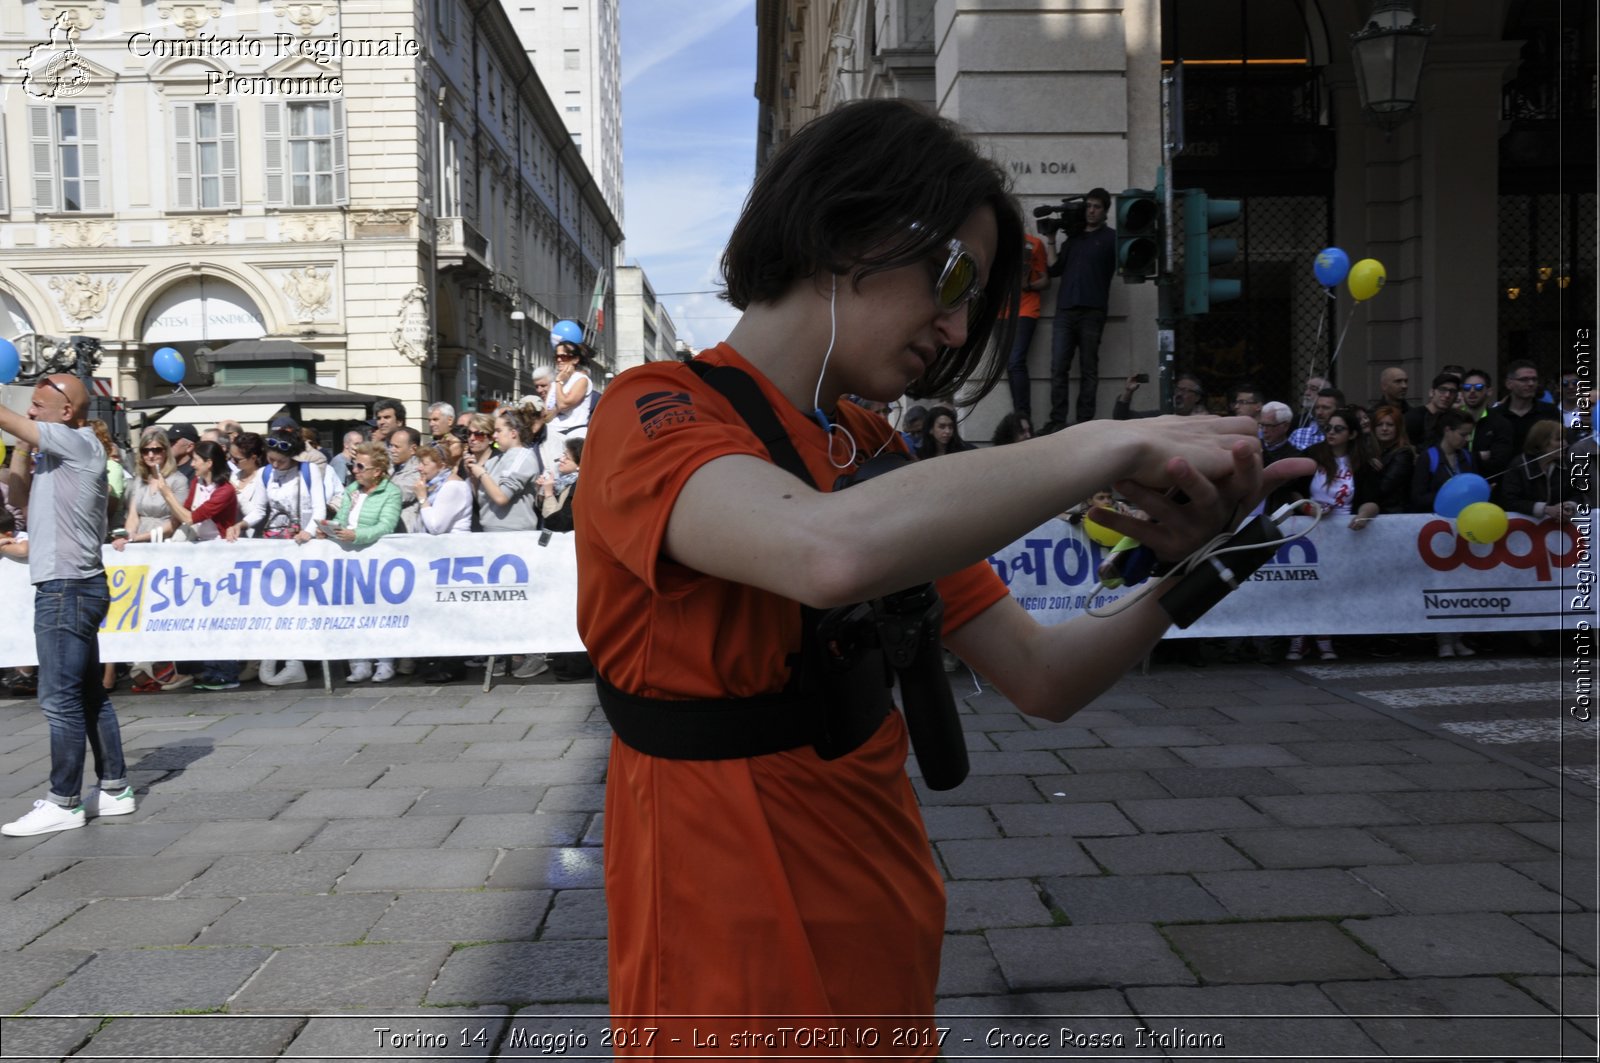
[1083,517,1124,548]
[1347,258,1387,301]
[1457,502,1509,544]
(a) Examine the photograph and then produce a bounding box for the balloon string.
[174,383,200,405]
[1325,301,1360,374]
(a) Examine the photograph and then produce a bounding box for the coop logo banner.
[989,515,1580,639]
[0,534,582,668]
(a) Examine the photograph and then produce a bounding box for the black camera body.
[816,454,970,790]
[1034,196,1088,239]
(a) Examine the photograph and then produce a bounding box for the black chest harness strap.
[594,362,893,761]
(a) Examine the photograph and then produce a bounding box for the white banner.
[1,515,1593,666]
[985,511,1595,637]
[0,533,582,667]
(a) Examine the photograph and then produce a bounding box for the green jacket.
[332,478,402,547]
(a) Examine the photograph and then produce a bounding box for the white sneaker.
[90,786,136,818]
[512,655,549,679]
[346,661,374,683]
[372,661,396,683]
[1453,637,1476,658]
[3,799,86,837]
[261,660,309,686]
[1437,641,1455,658]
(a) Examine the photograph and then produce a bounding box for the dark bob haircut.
[192,440,232,485]
[720,98,1023,402]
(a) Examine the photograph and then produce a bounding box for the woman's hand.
[112,536,129,552]
[335,528,356,543]
[294,530,314,544]
[1087,440,1316,564]
[224,523,242,542]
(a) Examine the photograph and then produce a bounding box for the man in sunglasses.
[1,375,133,837]
[1042,187,1116,432]
[1479,359,1560,479]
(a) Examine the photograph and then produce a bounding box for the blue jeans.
[34,577,125,807]
[1006,315,1040,418]
[1047,306,1106,428]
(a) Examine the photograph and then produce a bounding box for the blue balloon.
[550,319,584,347]
[1434,473,1491,519]
[152,346,186,385]
[0,337,18,385]
[1314,247,1350,288]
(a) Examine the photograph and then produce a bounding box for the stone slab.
[1370,822,1559,864]
[1162,922,1394,984]
[366,889,553,943]
[539,888,608,941]
[485,847,606,891]
[406,786,550,816]
[305,815,463,851]
[1194,869,1396,919]
[987,924,1198,990]
[25,821,192,858]
[1082,833,1254,875]
[337,849,497,892]
[1223,826,1410,871]
[934,932,1008,997]
[193,893,395,946]
[160,819,326,855]
[443,812,590,849]
[920,805,1002,840]
[990,801,1138,838]
[0,1017,101,1058]
[1032,771,1169,803]
[427,940,609,1004]
[1378,789,1560,824]
[1514,912,1600,967]
[1045,873,1228,925]
[1117,796,1276,833]
[944,878,1054,931]
[371,761,500,788]
[1248,793,1420,828]
[34,946,271,1013]
[1172,744,1305,769]
[0,898,84,950]
[1509,860,1600,909]
[1340,913,1594,977]
[1351,862,1575,914]
[279,786,425,819]
[1126,984,1381,1057]
[139,790,298,821]
[178,852,357,897]
[0,950,92,1013]
[1267,765,1422,794]
[1146,766,1302,798]
[28,897,236,949]
[231,942,454,1011]
[1060,747,1190,772]
[938,837,1099,879]
[25,856,216,900]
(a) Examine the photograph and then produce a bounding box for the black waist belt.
[595,669,892,761]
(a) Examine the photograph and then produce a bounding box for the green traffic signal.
[1115,188,1160,283]
[1182,188,1242,315]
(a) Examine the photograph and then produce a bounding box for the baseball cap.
[166,422,200,445]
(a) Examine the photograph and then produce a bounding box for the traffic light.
[1182,188,1241,315]
[1115,188,1160,282]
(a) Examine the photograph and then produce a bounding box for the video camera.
[1033,195,1089,239]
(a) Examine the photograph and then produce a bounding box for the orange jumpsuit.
[576,345,1007,1056]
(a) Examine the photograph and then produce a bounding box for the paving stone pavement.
[0,663,1595,1062]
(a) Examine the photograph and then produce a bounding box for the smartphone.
[1134,373,1150,384]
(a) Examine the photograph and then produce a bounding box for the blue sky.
[619,0,755,348]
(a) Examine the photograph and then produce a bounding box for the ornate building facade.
[0,0,621,421]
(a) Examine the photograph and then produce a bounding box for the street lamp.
[1349,0,1434,129]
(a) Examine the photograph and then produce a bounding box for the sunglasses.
[37,377,71,403]
[140,446,167,455]
[469,430,490,439]
[929,237,984,320]
[1461,383,1487,392]
[264,436,297,453]
[351,462,372,472]
[1325,424,1351,435]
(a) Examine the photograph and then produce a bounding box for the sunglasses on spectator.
[140,446,167,455]
[351,462,372,472]
[1461,383,1487,392]
[37,377,71,403]
[264,436,297,453]
[1325,424,1351,435]
[469,430,490,438]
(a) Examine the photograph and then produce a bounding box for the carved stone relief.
[36,0,105,37]
[271,0,329,36]
[169,218,228,245]
[49,220,116,248]
[49,272,117,323]
[391,287,432,367]
[279,214,343,243]
[157,0,222,38]
[281,265,333,322]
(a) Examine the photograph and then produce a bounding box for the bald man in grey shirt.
[1,374,133,837]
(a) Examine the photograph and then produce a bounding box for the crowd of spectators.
[0,345,603,697]
[898,358,1593,663]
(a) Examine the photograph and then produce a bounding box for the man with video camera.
[1040,186,1117,432]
